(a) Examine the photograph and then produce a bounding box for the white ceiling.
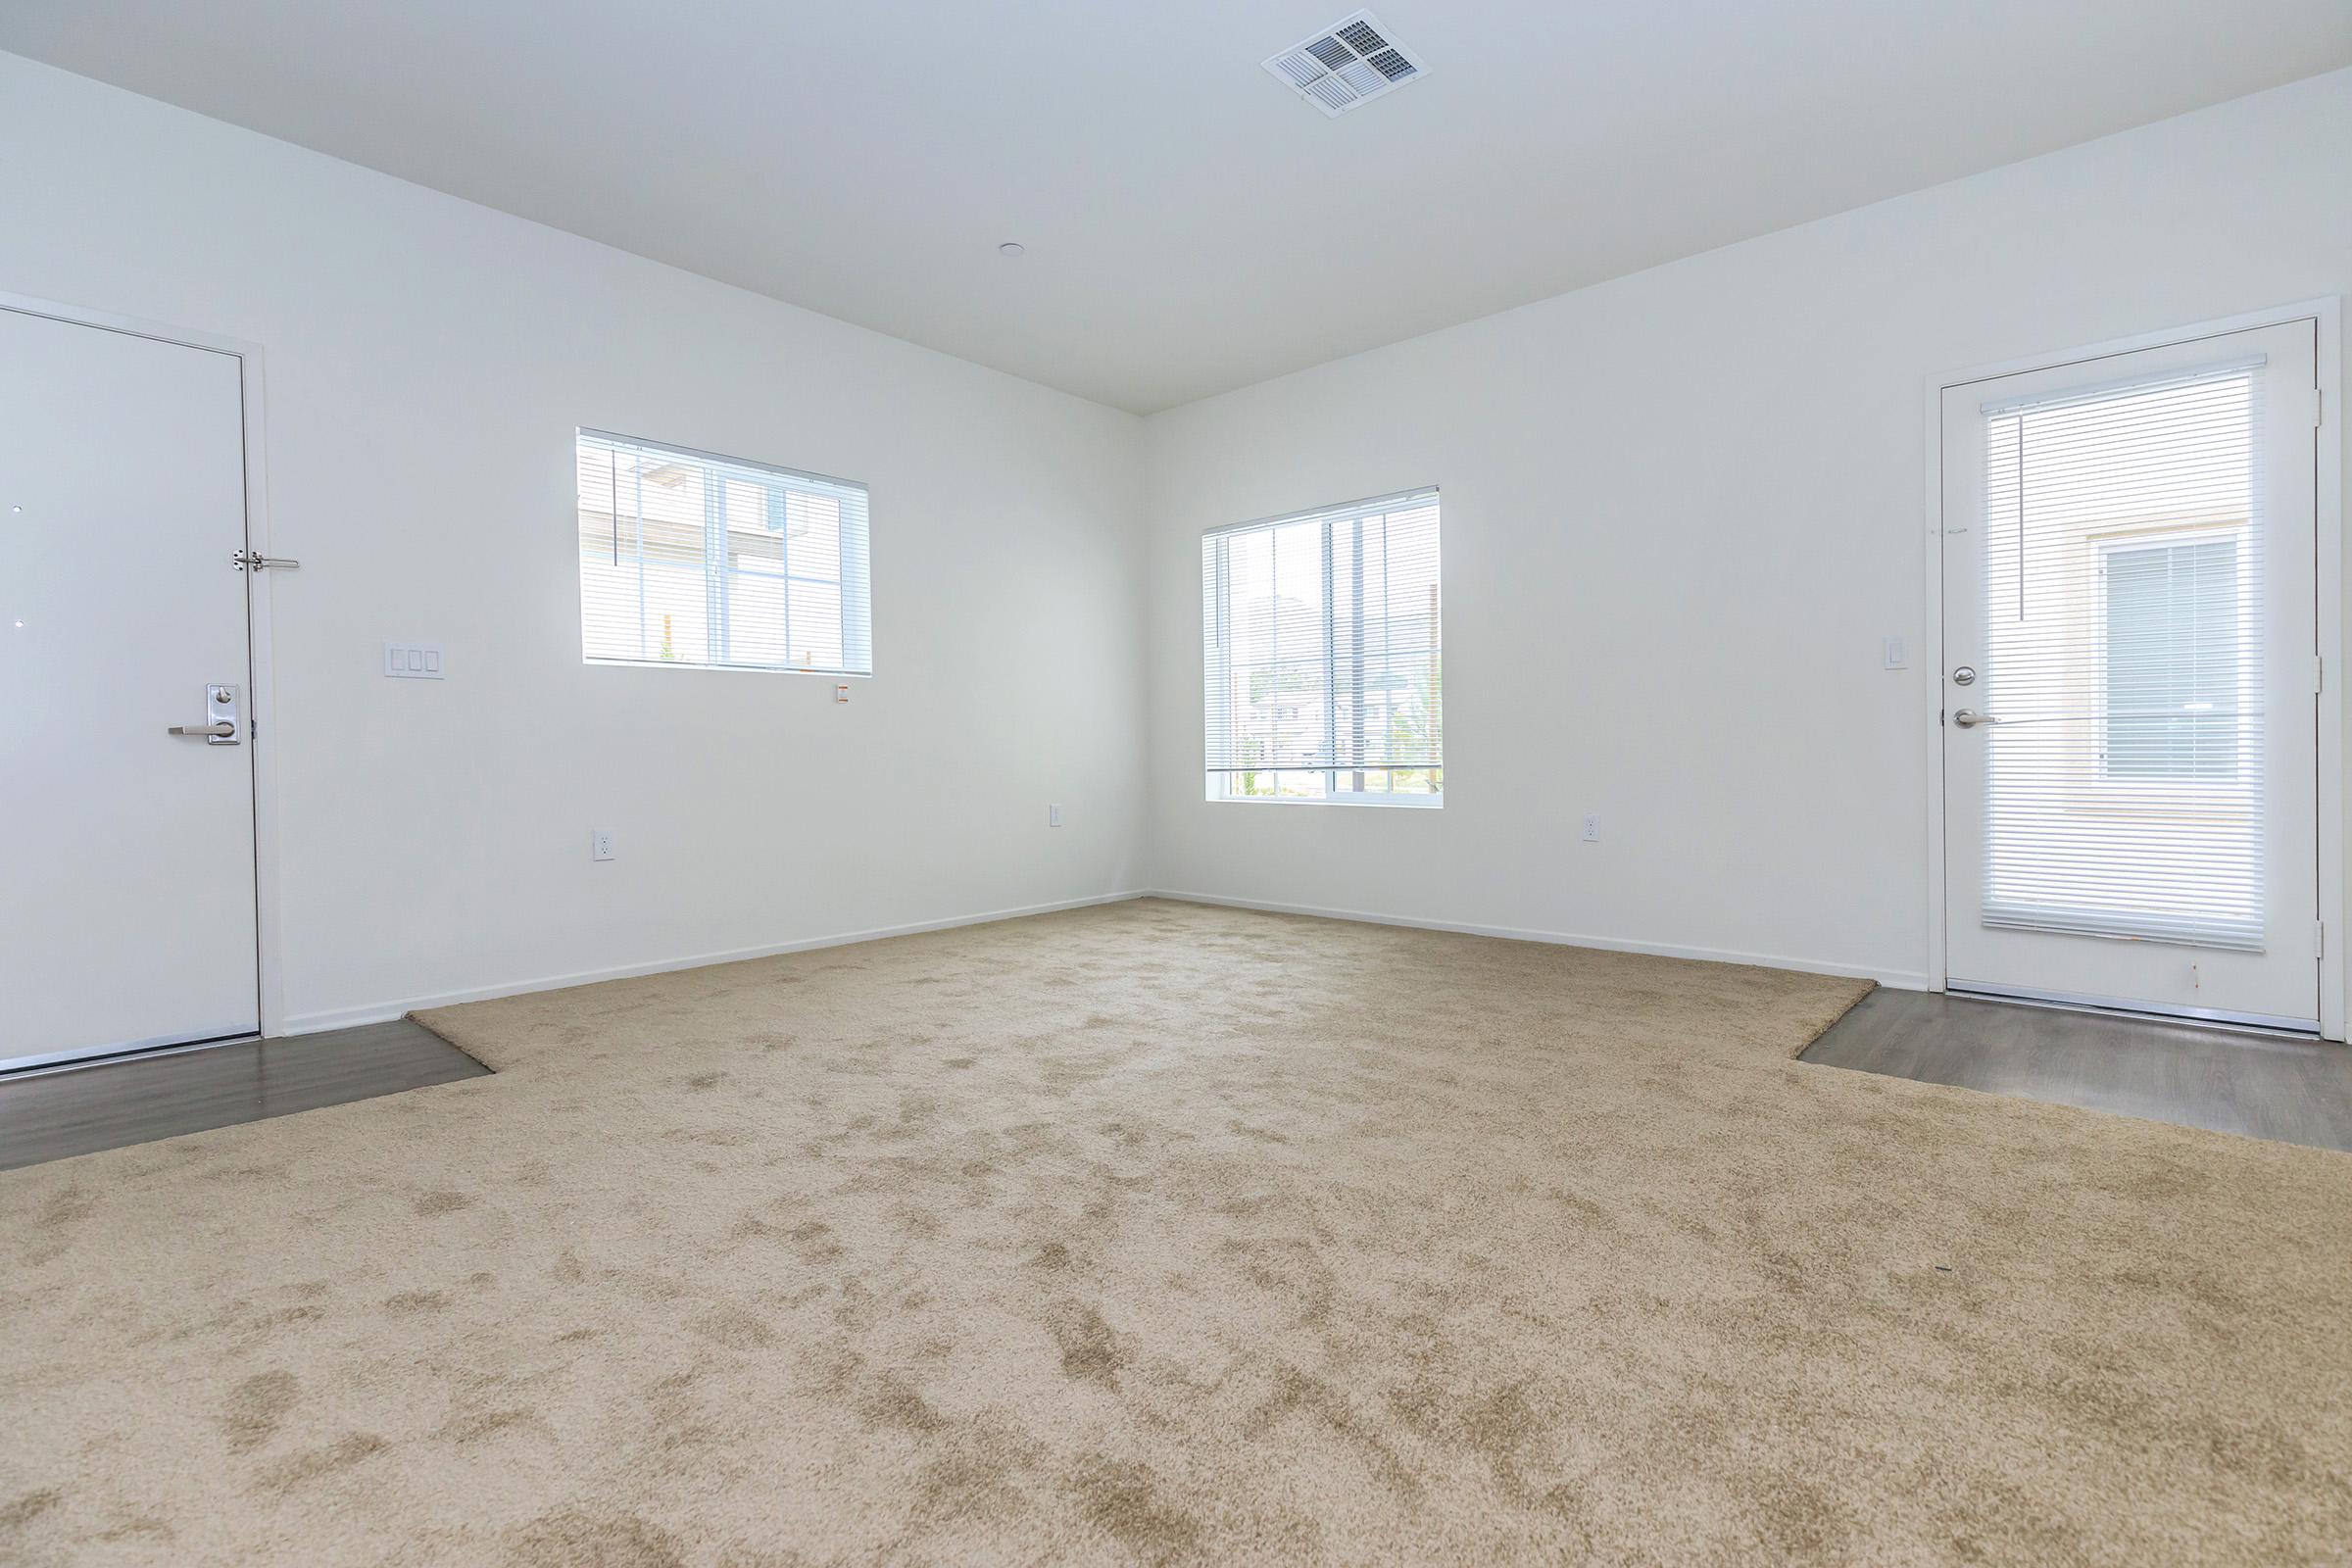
[5,2,2346,413]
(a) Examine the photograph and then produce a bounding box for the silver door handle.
[172,683,241,744]
[1951,709,1999,728]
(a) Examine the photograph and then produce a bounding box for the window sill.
[584,658,873,678]
[1208,793,1443,809]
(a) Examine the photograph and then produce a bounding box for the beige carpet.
[3,899,2349,1566]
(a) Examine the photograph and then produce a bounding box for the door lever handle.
[172,684,240,743]
[1951,709,1999,729]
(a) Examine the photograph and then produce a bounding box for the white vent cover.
[1263,11,1427,117]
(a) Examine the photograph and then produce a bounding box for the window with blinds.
[1980,362,2264,949]
[577,429,871,674]
[1200,489,1442,804]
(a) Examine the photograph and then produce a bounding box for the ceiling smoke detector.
[1263,10,1427,118]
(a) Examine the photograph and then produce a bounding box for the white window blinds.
[577,429,871,675]
[1979,362,2265,949]
[1201,489,1442,783]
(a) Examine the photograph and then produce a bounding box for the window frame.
[575,427,873,678]
[1201,488,1443,808]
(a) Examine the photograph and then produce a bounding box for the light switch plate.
[1883,636,1909,670]
[384,642,444,678]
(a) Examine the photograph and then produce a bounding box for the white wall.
[1142,69,2352,989]
[0,53,1148,1031]
[9,50,2346,1031]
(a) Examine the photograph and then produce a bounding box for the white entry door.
[1941,320,2323,1029]
[1,306,260,1070]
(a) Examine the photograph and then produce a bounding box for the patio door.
[1940,319,2323,1029]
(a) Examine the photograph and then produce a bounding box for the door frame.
[1,289,289,1048]
[1921,299,2345,1039]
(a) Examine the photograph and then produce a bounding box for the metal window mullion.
[1322,515,1337,788]
[1270,532,1284,792]
[632,459,649,662]
[1381,510,1394,770]
[705,467,727,663]
[767,483,795,665]
[1348,514,1366,790]
[1215,537,1233,794]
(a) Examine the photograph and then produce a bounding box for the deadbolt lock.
[1951,665,1977,686]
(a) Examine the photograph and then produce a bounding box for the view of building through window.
[577,430,871,675]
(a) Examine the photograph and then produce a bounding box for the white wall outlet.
[1883,636,1909,670]
[590,829,614,862]
[384,642,444,678]
[833,684,850,704]
[1049,805,1063,827]
[1582,813,1600,843]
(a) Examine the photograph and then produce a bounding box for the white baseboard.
[281,884,1926,1037]
[278,889,1152,1036]
[1146,888,1932,991]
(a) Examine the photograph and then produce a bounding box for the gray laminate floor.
[1803,988,2352,1152]
[0,1020,487,1171]
[12,989,2347,1174]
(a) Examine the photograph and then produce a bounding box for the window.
[2100,532,2247,781]
[1979,363,2264,949]
[577,429,871,674]
[1201,489,1442,805]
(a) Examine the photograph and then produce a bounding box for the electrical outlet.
[1582,813,1600,843]
[590,829,614,862]
[1049,805,1063,828]
[833,684,850,704]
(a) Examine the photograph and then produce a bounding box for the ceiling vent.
[1263,11,1427,117]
